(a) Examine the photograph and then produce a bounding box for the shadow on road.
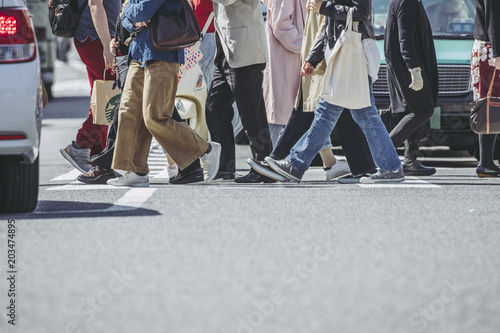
[43,97,91,119]
[7,201,160,219]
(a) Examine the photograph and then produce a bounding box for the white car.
[0,0,43,212]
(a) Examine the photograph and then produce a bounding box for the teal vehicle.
[372,0,489,157]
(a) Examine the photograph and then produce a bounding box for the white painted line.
[152,167,170,179]
[46,181,123,191]
[33,188,157,214]
[107,188,157,211]
[50,169,81,181]
[357,177,441,188]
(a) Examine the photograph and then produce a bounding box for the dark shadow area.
[4,201,161,219]
[43,97,91,119]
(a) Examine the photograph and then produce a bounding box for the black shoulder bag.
[48,0,88,38]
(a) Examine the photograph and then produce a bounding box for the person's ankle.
[205,143,212,155]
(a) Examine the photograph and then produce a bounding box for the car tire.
[0,156,39,213]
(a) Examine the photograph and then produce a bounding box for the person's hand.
[409,67,424,91]
[133,21,147,29]
[301,61,315,77]
[103,48,114,70]
[309,0,323,13]
[109,37,119,54]
[494,57,500,70]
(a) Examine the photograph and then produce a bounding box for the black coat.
[474,0,500,57]
[384,0,438,113]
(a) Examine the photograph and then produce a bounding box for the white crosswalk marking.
[34,188,157,214]
[50,169,81,181]
[357,176,441,188]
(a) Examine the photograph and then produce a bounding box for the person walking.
[204,0,273,183]
[261,0,307,146]
[248,0,376,183]
[472,0,500,177]
[59,0,121,173]
[260,0,404,184]
[384,0,439,176]
[107,0,221,187]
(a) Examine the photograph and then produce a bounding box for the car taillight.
[0,9,36,63]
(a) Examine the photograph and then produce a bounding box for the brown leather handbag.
[470,68,500,134]
[149,0,201,51]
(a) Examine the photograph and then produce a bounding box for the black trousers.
[205,57,272,174]
[389,108,434,163]
[270,101,376,176]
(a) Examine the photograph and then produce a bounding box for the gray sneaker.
[200,141,221,182]
[60,141,92,173]
[247,158,287,182]
[265,156,303,182]
[359,169,405,184]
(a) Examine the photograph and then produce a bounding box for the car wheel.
[0,156,39,213]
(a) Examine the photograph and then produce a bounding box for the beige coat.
[262,0,307,125]
[212,0,269,68]
[296,1,327,112]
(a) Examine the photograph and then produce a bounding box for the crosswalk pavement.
[38,142,442,214]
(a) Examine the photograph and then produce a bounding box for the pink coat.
[262,0,307,125]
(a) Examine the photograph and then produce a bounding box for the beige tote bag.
[320,8,371,109]
[91,71,121,125]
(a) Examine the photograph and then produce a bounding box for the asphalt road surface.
[0,50,499,333]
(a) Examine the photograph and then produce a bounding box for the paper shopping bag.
[91,79,121,125]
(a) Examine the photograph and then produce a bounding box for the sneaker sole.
[60,148,88,173]
[265,157,301,182]
[338,178,361,184]
[246,158,287,182]
[107,182,149,187]
[77,174,116,185]
[359,177,405,184]
[205,143,222,183]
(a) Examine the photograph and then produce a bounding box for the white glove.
[409,67,424,91]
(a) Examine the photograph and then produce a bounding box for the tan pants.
[112,60,208,173]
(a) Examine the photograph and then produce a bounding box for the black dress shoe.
[476,165,500,178]
[169,168,203,184]
[403,161,436,176]
[234,170,276,183]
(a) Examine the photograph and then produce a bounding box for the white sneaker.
[107,171,149,187]
[200,141,221,182]
[60,141,92,173]
[359,169,405,184]
[324,160,350,180]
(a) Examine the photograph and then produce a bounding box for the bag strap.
[77,0,88,17]
[202,12,214,36]
[486,68,497,134]
[487,68,497,99]
[345,7,354,32]
[193,12,214,48]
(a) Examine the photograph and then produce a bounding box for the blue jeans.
[198,33,216,90]
[288,80,401,174]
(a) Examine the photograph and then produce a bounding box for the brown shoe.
[77,166,117,184]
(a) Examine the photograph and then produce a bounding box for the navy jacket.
[122,0,184,66]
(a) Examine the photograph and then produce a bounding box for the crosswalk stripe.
[357,176,441,188]
[33,188,157,214]
[50,169,81,181]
